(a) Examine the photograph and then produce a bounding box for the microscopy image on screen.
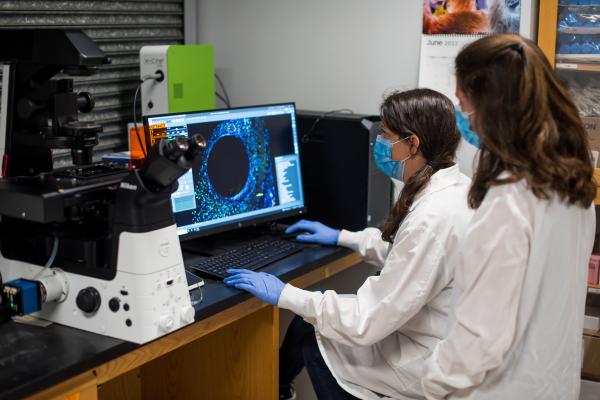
[172,112,296,231]
[192,117,277,223]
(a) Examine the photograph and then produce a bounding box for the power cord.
[133,70,165,158]
[214,73,231,108]
[302,108,354,143]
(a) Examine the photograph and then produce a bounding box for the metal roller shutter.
[0,0,185,166]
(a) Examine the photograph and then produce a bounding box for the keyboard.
[187,238,303,280]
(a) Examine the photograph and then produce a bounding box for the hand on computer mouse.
[285,220,340,245]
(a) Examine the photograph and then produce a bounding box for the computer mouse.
[281,231,310,240]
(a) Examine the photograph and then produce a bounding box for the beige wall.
[194,0,422,115]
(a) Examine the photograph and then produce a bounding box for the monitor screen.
[144,103,305,239]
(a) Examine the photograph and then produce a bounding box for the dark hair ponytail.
[380,89,460,242]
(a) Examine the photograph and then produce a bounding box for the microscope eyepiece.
[141,134,206,190]
[185,134,206,160]
[175,136,189,151]
[162,136,189,161]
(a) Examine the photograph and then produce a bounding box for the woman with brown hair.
[421,34,596,400]
[225,88,474,399]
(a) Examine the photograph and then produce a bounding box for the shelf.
[584,327,600,338]
[559,3,600,6]
[556,54,600,63]
[559,27,600,34]
[557,62,600,71]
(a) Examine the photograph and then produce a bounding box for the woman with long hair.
[225,88,474,399]
[421,34,596,399]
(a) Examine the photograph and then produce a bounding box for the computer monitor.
[144,103,305,239]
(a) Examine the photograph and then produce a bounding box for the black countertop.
[0,239,352,399]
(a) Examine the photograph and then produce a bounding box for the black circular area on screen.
[207,136,250,198]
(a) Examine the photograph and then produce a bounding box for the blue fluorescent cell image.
[192,117,277,223]
[171,111,296,233]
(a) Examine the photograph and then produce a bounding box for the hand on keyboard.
[224,269,285,306]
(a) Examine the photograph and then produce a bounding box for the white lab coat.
[278,165,474,399]
[421,175,596,400]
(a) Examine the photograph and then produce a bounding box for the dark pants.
[280,315,359,400]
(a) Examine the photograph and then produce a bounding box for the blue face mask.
[373,135,410,181]
[455,105,480,148]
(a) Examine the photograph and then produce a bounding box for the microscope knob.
[108,297,120,312]
[76,287,101,314]
[180,305,195,324]
[159,314,174,332]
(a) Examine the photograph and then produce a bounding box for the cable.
[133,71,165,158]
[214,73,231,107]
[32,236,59,280]
[133,83,146,157]
[215,92,230,108]
[302,108,354,143]
[214,73,231,108]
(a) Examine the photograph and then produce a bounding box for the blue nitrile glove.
[285,220,340,245]
[224,269,285,306]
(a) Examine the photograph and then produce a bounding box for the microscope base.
[0,224,195,344]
